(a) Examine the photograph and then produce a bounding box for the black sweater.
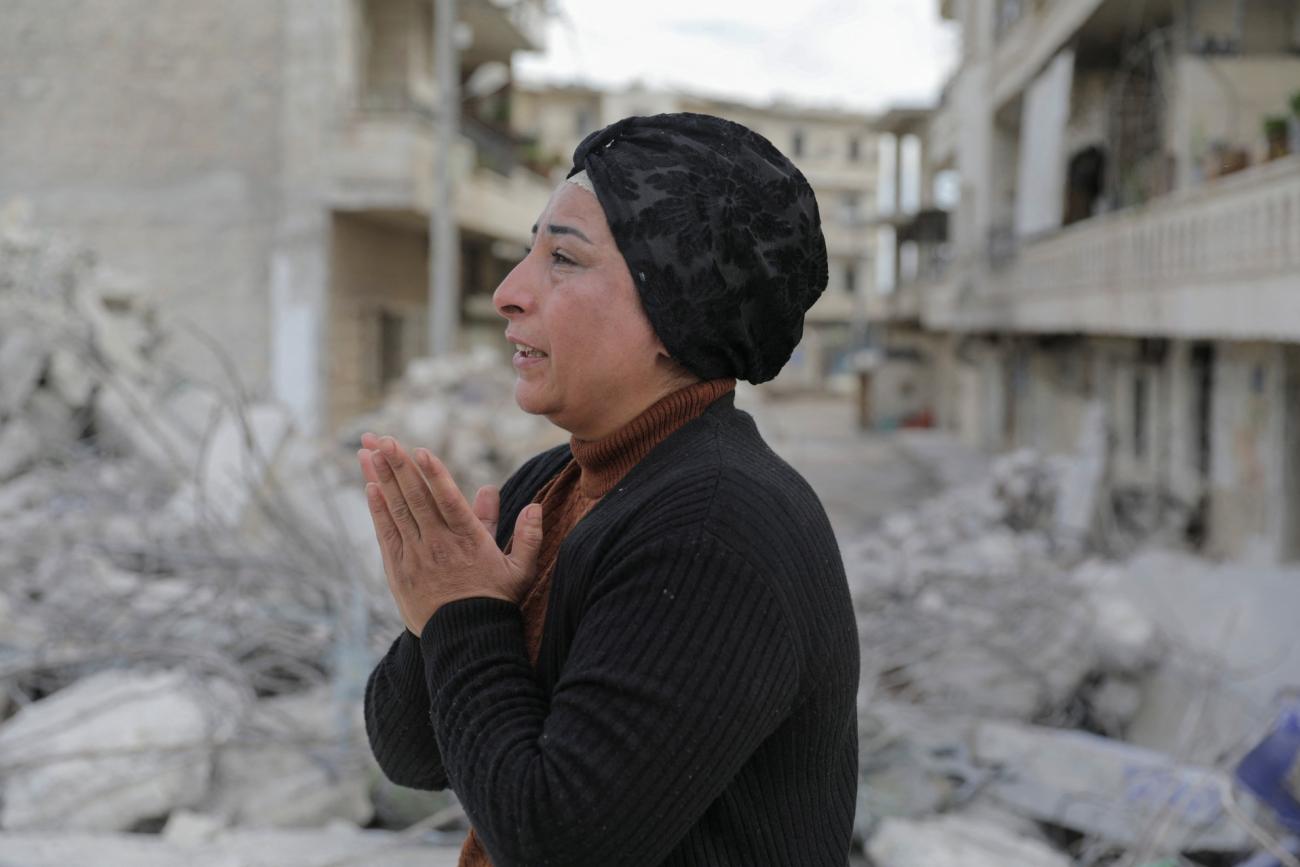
[363,393,859,866]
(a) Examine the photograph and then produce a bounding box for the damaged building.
[0,0,555,436]
[867,0,1300,563]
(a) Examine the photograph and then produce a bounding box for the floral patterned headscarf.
[567,112,829,385]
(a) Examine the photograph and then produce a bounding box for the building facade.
[868,0,1300,561]
[0,0,554,433]
[513,83,882,391]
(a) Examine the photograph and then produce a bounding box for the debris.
[846,450,1138,722]
[200,688,375,829]
[0,416,43,484]
[0,827,463,867]
[867,814,1070,867]
[0,669,241,831]
[0,207,556,841]
[1112,549,1300,764]
[0,328,45,417]
[972,718,1253,851]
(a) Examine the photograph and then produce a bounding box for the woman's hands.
[357,433,544,637]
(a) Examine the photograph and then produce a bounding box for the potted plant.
[1264,115,1290,160]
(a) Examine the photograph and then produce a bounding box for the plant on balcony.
[1291,90,1300,118]
[1264,115,1290,161]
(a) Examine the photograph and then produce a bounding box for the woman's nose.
[492,258,532,319]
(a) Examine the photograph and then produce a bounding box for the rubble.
[846,449,1160,723]
[198,687,375,829]
[868,814,1071,867]
[972,718,1253,851]
[845,441,1299,864]
[0,827,463,867]
[0,669,240,831]
[0,207,555,841]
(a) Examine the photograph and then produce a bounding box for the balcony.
[462,0,546,61]
[934,156,1300,339]
[329,92,550,244]
[991,0,1105,107]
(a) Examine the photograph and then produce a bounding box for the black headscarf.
[567,112,829,385]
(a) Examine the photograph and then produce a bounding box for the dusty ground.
[752,392,987,541]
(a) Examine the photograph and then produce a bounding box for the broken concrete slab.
[0,669,241,831]
[867,814,1070,867]
[0,827,464,867]
[0,418,43,483]
[201,688,374,829]
[169,402,294,527]
[973,718,1253,851]
[1110,549,1300,765]
[46,347,95,408]
[0,328,45,418]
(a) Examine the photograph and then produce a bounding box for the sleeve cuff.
[383,628,431,700]
[418,597,528,702]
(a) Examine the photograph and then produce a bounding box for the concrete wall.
[1208,342,1290,560]
[0,0,287,391]
[940,332,1300,560]
[327,213,430,428]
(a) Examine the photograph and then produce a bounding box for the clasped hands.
[357,433,544,637]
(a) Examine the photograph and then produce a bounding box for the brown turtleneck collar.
[569,378,737,499]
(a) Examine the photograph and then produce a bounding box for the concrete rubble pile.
[0,206,547,853]
[850,448,1297,866]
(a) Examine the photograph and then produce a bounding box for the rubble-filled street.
[3,213,1299,866]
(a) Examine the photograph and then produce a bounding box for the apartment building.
[512,83,881,391]
[868,0,1300,560]
[0,0,554,432]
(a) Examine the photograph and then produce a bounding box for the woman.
[360,113,858,866]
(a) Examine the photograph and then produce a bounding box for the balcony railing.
[927,156,1300,339]
[355,90,522,177]
[1008,156,1300,301]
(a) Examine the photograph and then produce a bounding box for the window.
[849,136,861,162]
[792,129,805,158]
[844,263,857,294]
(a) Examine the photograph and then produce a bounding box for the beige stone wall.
[327,214,431,429]
[0,0,288,391]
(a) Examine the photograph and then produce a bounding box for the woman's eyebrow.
[530,223,593,245]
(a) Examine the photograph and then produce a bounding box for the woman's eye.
[551,250,575,266]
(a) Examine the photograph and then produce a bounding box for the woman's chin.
[513,381,552,417]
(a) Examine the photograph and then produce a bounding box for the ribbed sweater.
[363,389,859,866]
[459,378,738,865]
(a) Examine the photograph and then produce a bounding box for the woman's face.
[493,182,672,439]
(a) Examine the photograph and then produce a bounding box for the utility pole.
[429,0,459,357]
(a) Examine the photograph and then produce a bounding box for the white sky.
[513,0,960,114]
